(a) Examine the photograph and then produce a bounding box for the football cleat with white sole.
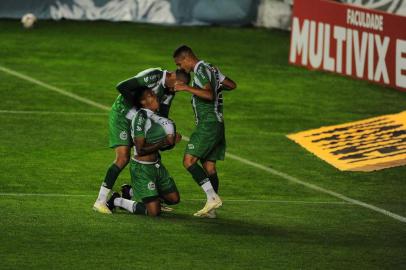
[206,209,217,219]
[106,192,121,212]
[120,184,133,200]
[93,201,112,214]
[194,209,217,218]
[193,195,222,216]
[161,205,174,212]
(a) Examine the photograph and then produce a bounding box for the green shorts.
[130,159,178,203]
[185,121,226,161]
[108,109,132,148]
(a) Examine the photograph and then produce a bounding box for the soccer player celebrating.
[106,87,182,217]
[93,68,190,214]
[172,45,236,217]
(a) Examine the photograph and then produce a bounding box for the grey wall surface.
[0,0,404,29]
[0,0,258,26]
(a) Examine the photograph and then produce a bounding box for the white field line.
[1,65,405,223]
[0,66,110,111]
[0,192,349,205]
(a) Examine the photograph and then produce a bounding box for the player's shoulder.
[133,109,148,124]
[150,114,175,135]
[135,67,163,83]
[195,61,208,71]
[194,61,210,77]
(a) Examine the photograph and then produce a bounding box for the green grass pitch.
[0,20,405,269]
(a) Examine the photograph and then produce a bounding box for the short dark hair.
[133,86,151,109]
[176,69,191,85]
[173,45,193,58]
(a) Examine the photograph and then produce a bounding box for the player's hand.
[174,81,188,92]
[175,132,182,144]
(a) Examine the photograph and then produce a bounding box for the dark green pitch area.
[0,20,405,270]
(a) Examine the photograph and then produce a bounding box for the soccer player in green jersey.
[173,45,236,218]
[93,68,190,214]
[106,86,182,216]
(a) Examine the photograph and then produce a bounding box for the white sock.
[201,181,217,201]
[96,186,110,203]
[114,197,135,213]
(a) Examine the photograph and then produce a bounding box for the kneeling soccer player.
[107,87,182,216]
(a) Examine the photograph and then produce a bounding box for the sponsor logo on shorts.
[120,131,128,140]
[188,143,195,150]
[147,181,156,190]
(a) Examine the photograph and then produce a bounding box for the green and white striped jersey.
[112,67,174,117]
[192,61,226,123]
[131,108,175,156]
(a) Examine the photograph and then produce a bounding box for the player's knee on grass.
[145,199,161,217]
[162,192,180,205]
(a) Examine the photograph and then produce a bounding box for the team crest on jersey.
[147,181,156,190]
[188,144,195,150]
[120,131,128,140]
[137,116,144,125]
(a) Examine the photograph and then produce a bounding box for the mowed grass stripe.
[0,110,107,116]
[0,65,110,111]
[1,64,405,223]
[0,192,350,205]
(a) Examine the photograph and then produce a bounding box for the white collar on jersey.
[160,70,167,88]
[193,60,205,74]
[141,108,155,117]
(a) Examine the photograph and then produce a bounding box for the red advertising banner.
[289,0,406,92]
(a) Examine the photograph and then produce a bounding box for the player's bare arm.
[221,77,237,91]
[174,82,214,101]
[134,136,169,158]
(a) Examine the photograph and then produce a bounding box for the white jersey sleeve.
[216,67,226,83]
[149,113,175,135]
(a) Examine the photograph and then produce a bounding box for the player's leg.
[129,159,162,217]
[161,192,180,205]
[120,183,175,212]
[157,163,180,206]
[93,110,132,214]
[184,127,214,190]
[106,192,161,216]
[202,160,219,193]
[202,122,226,195]
[185,154,219,216]
[106,192,148,215]
[184,126,222,215]
[184,154,219,203]
[106,145,130,187]
[94,146,130,214]
[195,123,226,218]
[200,161,219,218]
[117,195,161,216]
[143,198,161,216]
